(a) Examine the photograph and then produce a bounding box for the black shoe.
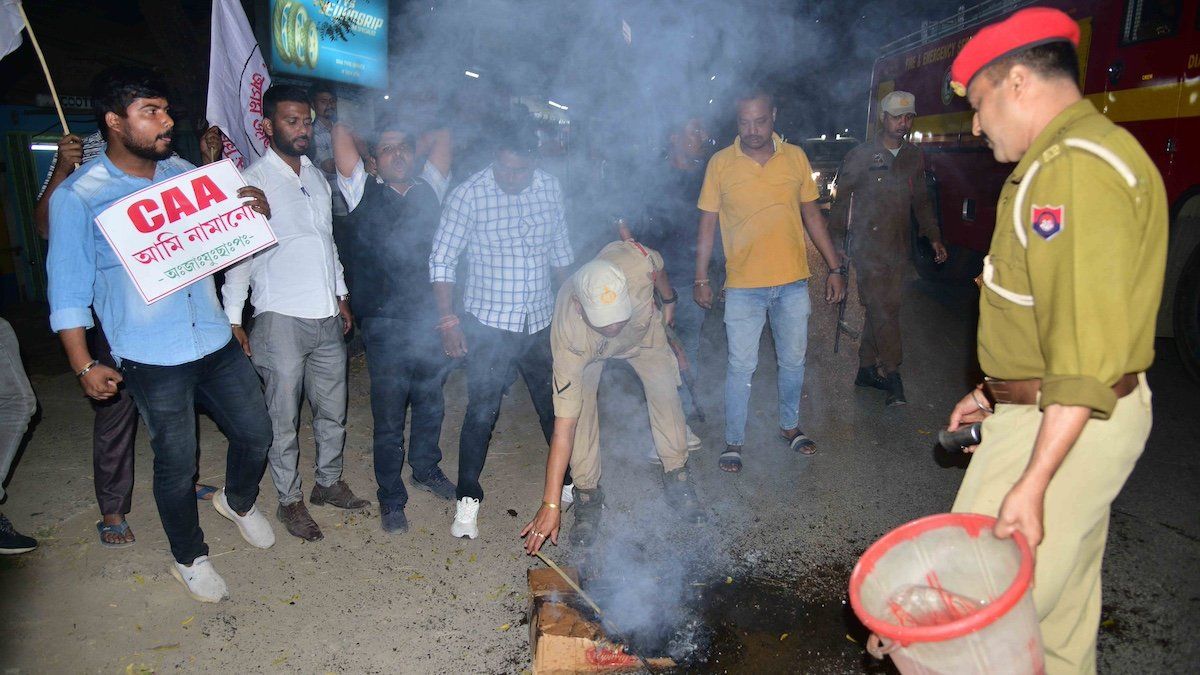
[310,480,371,509]
[885,372,908,406]
[661,467,707,524]
[569,487,604,548]
[412,469,457,501]
[276,501,323,541]
[380,504,409,534]
[855,366,889,391]
[0,514,37,555]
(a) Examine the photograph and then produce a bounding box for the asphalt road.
[0,261,1196,672]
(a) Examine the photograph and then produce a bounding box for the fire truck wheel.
[1173,244,1200,383]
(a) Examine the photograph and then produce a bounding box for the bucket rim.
[848,512,1034,645]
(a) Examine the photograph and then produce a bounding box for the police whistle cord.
[533,551,658,673]
[937,422,982,452]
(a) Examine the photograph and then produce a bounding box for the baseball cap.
[880,91,916,116]
[574,259,632,328]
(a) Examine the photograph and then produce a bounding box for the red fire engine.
[867,0,1200,378]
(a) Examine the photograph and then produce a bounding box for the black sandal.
[96,520,135,548]
[719,445,743,473]
[782,429,817,455]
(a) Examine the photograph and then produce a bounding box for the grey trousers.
[0,318,37,502]
[250,312,348,505]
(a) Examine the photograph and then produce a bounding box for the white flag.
[206,0,271,170]
[0,0,24,60]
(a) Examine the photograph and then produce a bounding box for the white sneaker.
[686,425,703,452]
[170,555,229,603]
[213,488,276,549]
[561,484,575,513]
[451,497,480,539]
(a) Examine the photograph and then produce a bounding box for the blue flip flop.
[194,484,218,501]
[96,520,135,549]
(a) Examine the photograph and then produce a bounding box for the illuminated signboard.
[269,0,388,89]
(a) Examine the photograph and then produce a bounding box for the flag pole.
[17,2,70,135]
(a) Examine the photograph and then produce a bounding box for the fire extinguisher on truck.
[862,0,1200,380]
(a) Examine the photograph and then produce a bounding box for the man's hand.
[931,241,949,264]
[54,134,84,175]
[693,283,714,309]
[79,364,122,400]
[200,125,224,165]
[947,387,992,452]
[520,504,562,555]
[994,479,1045,553]
[338,298,353,335]
[238,186,271,219]
[440,324,468,358]
[232,325,252,356]
[663,301,676,328]
[825,273,847,304]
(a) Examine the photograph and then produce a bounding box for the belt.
[984,373,1139,406]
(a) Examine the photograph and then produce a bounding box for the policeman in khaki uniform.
[944,9,1166,673]
[830,90,948,405]
[520,241,704,554]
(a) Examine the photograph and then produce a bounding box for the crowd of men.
[0,7,1168,672]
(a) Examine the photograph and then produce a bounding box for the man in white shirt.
[222,85,368,542]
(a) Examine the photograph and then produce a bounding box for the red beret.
[950,7,1079,96]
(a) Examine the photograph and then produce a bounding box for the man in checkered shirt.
[429,120,575,540]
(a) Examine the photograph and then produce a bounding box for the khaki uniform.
[550,241,688,489]
[952,100,1167,674]
[830,138,940,373]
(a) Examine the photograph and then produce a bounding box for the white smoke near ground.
[367,0,961,662]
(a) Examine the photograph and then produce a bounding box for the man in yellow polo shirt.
[694,89,846,473]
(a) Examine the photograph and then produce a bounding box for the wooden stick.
[17,2,71,136]
[534,551,605,617]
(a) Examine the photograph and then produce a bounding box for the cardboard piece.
[93,159,277,304]
[527,568,675,674]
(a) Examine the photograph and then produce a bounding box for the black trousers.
[89,324,138,516]
[455,314,570,501]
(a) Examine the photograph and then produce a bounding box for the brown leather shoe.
[276,501,323,541]
[309,481,371,509]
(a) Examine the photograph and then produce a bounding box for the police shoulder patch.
[1031,205,1064,240]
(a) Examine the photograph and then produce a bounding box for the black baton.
[937,422,982,453]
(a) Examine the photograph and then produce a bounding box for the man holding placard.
[47,66,277,603]
[221,85,366,543]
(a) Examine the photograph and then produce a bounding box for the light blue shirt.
[47,152,233,366]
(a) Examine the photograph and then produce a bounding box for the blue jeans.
[121,338,271,564]
[360,317,453,509]
[672,297,707,416]
[722,280,811,446]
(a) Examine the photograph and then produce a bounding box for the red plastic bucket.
[849,513,1044,674]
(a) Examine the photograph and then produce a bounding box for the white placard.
[94,159,277,304]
